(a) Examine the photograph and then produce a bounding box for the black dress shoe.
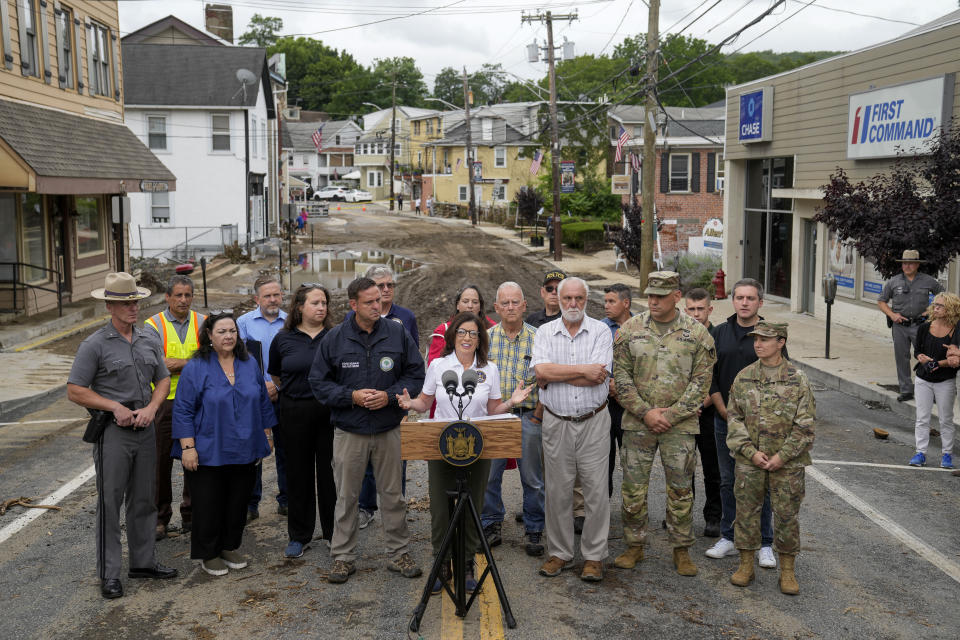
[101,579,123,599]
[128,563,178,579]
[702,521,721,538]
[897,392,914,402]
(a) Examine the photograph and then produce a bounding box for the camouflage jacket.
[725,358,816,467]
[613,310,716,435]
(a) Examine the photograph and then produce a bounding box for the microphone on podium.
[461,370,479,398]
[441,370,459,403]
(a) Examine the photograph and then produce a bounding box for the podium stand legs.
[409,473,516,632]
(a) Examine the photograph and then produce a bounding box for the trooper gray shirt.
[879,272,943,319]
[67,321,170,408]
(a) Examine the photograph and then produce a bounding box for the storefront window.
[20,193,48,282]
[743,157,795,299]
[861,260,884,302]
[0,195,15,280]
[76,197,104,256]
[825,227,857,299]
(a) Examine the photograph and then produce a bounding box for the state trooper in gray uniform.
[878,250,944,402]
[67,272,178,599]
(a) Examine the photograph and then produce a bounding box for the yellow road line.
[13,314,109,352]
[476,553,505,640]
[441,583,464,640]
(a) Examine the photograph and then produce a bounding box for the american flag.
[614,125,630,163]
[530,149,543,175]
[455,157,462,171]
[629,152,642,174]
[311,126,323,152]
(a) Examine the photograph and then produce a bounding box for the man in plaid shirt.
[480,282,546,556]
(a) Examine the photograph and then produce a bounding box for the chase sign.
[847,75,954,160]
[738,87,773,143]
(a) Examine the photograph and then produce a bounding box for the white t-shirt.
[424,352,501,421]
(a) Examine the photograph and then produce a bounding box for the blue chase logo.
[438,420,484,467]
[379,356,394,372]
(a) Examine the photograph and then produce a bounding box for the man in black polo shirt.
[704,278,775,569]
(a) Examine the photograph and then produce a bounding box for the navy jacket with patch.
[309,316,425,434]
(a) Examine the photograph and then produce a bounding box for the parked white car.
[313,186,347,201]
[345,189,373,202]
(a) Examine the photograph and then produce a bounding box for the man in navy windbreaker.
[309,277,425,584]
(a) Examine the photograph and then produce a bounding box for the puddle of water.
[290,249,422,290]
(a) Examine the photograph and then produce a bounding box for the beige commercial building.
[722,10,960,334]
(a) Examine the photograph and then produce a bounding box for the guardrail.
[136,225,239,262]
[0,261,62,316]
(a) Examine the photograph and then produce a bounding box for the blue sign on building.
[738,87,773,143]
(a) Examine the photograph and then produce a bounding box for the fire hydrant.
[712,268,727,300]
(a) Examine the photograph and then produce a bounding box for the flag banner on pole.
[530,149,543,175]
[455,157,462,171]
[614,125,630,163]
[312,125,323,152]
[630,152,642,174]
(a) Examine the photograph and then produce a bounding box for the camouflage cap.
[643,271,681,295]
[748,321,788,339]
[543,270,566,285]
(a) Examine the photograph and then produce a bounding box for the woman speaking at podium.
[398,312,531,592]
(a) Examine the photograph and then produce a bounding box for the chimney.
[204,3,234,43]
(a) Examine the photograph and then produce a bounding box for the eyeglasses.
[377,282,396,290]
[543,285,557,293]
[456,329,480,338]
[207,309,234,316]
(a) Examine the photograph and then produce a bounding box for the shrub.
[668,252,721,294]
[561,221,607,250]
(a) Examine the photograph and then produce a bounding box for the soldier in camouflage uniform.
[725,321,816,595]
[612,272,716,576]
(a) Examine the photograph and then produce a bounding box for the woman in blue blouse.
[173,311,276,577]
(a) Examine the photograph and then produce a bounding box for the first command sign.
[738,87,773,143]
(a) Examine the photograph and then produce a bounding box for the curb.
[0,385,67,421]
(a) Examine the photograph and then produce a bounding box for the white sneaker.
[358,509,375,530]
[705,537,737,558]
[758,546,777,569]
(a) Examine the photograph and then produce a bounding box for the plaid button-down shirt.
[488,322,538,410]
[531,314,613,416]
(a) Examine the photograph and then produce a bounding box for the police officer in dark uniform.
[878,250,944,402]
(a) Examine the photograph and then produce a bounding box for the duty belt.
[544,401,608,423]
[511,407,533,416]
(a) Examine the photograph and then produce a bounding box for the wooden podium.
[400,416,522,460]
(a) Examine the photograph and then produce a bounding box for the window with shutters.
[18,0,38,77]
[87,20,110,96]
[211,114,230,151]
[55,5,74,88]
[147,115,167,150]
[669,153,691,193]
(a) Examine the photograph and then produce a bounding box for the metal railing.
[0,261,63,316]
[137,225,239,262]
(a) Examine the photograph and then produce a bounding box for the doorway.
[801,219,817,314]
[50,196,72,298]
[742,157,794,300]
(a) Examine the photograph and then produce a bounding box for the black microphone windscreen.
[461,369,479,395]
[441,370,460,396]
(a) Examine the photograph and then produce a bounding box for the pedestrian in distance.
[67,272,177,599]
[612,272,716,577]
[878,249,944,402]
[268,284,337,558]
[479,282,546,557]
[706,278,777,569]
[172,312,276,577]
[683,287,722,537]
[415,197,421,215]
[397,192,404,211]
[398,311,531,594]
[532,277,614,583]
[144,275,204,541]
[908,293,960,469]
[426,196,433,217]
[308,277,426,584]
[237,276,287,522]
[726,322,815,595]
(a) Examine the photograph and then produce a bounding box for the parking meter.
[822,273,837,358]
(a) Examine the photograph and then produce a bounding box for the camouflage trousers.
[733,463,805,554]
[621,430,696,549]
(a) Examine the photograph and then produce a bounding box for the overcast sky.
[117,0,959,87]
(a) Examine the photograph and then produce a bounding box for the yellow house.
[426,103,542,207]
[0,0,173,316]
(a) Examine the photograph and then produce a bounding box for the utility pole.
[522,10,577,261]
[389,72,397,211]
[463,67,476,226]
[640,0,660,290]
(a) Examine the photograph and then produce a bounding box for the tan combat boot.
[672,547,697,576]
[779,554,799,595]
[614,546,644,569]
[730,550,755,587]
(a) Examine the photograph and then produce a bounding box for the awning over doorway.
[0,99,176,194]
[341,170,361,180]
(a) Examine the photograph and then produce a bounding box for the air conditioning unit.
[715,177,725,192]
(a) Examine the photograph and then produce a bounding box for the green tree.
[433,67,462,106]
[269,37,365,112]
[239,14,283,47]
[368,57,428,109]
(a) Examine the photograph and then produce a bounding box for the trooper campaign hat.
[748,321,788,339]
[895,249,925,263]
[91,272,151,301]
[643,271,681,295]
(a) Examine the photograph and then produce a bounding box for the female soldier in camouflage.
[725,321,816,595]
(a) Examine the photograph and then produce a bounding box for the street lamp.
[362,102,383,110]
[424,97,461,110]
